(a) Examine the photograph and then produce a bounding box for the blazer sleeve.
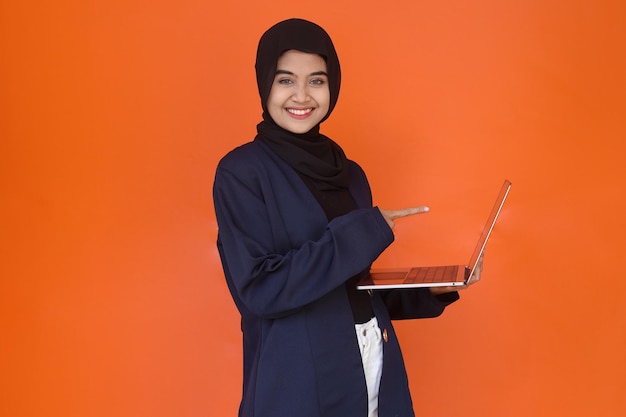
[213,163,395,320]
[380,288,459,320]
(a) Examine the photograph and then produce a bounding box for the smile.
[286,108,313,116]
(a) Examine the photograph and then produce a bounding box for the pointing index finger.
[389,206,430,220]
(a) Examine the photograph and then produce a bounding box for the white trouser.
[354,316,383,417]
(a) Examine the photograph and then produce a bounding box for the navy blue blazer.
[213,140,458,417]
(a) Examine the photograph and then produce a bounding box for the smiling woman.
[212,18,463,417]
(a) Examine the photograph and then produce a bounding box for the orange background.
[2,1,625,416]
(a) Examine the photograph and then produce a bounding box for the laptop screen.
[466,180,512,278]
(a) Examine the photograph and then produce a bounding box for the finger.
[387,206,430,220]
[467,270,482,286]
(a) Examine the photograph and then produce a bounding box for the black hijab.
[254,18,349,191]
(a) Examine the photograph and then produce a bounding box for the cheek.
[319,90,331,111]
[266,91,282,115]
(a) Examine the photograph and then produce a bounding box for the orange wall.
[1,1,625,416]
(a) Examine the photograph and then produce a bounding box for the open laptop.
[357,179,512,290]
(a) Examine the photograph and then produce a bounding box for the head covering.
[254,18,349,190]
[255,18,341,122]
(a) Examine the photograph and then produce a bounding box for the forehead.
[276,50,327,72]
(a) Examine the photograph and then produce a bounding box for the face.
[267,50,330,134]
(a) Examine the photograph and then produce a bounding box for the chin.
[290,126,314,134]
[279,122,316,134]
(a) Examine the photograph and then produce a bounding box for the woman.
[213,18,472,417]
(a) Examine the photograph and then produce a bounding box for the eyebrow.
[275,69,329,77]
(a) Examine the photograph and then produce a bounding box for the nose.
[292,83,310,103]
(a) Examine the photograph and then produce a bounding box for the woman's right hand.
[379,206,430,230]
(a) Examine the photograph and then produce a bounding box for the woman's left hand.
[429,255,484,295]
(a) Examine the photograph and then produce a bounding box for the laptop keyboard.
[404,265,460,284]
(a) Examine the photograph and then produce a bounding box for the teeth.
[287,108,312,115]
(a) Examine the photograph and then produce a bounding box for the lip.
[285,107,315,120]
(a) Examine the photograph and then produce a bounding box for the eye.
[277,77,293,85]
[309,78,326,86]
